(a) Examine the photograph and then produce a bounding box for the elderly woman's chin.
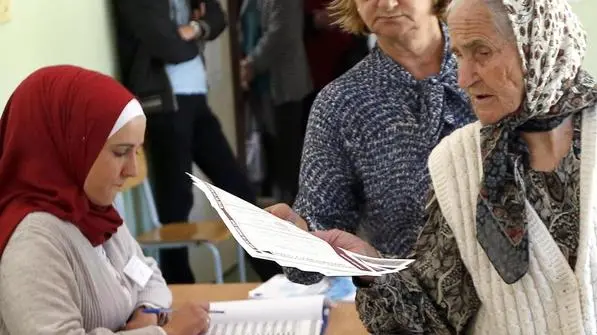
[471,97,519,125]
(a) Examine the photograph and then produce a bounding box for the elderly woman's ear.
[447,0,525,125]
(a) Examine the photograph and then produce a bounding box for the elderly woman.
[272,0,597,333]
[0,66,210,334]
[284,0,476,285]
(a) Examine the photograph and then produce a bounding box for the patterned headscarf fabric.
[475,0,597,284]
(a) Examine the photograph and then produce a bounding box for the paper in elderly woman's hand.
[187,173,414,277]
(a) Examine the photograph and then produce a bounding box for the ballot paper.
[207,295,326,335]
[189,174,414,277]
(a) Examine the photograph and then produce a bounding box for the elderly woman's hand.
[312,229,379,258]
[266,204,379,257]
[265,203,309,231]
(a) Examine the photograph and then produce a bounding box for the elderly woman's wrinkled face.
[84,116,146,206]
[356,0,435,41]
[448,0,525,125]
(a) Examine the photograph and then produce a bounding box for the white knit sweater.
[428,105,597,334]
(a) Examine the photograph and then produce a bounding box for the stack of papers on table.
[248,274,357,302]
[189,174,414,277]
[248,274,330,299]
[207,295,327,335]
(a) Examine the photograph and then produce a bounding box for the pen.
[142,308,172,314]
[142,308,225,314]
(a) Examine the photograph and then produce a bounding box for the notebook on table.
[207,295,328,335]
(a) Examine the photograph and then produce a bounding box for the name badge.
[123,256,152,288]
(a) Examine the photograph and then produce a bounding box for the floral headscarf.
[476,0,597,284]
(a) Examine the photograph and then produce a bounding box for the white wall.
[571,1,597,76]
[0,1,117,107]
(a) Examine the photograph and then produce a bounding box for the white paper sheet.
[208,320,321,335]
[206,296,325,335]
[189,174,413,277]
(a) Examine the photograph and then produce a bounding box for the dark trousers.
[260,100,304,204]
[145,94,281,284]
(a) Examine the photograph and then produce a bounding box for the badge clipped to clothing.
[123,256,152,288]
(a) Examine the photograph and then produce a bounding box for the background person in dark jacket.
[239,0,313,206]
[112,0,281,284]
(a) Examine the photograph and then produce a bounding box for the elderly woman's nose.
[378,0,398,11]
[457,61,477,89]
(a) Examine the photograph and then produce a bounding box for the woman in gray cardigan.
[0,66,209,335]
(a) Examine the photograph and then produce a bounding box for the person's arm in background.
[244,0,297,75]
[283,89,362,285]
[190,0,227,41]
[355,191,480,334]
[304,5,331,37]
[115,0,198,64]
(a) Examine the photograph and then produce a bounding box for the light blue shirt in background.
[165,56,208,95]
[166,0,208,95]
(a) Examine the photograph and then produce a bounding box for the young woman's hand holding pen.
[162,301,211,335]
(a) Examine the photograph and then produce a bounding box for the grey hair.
[447,0,516,41]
